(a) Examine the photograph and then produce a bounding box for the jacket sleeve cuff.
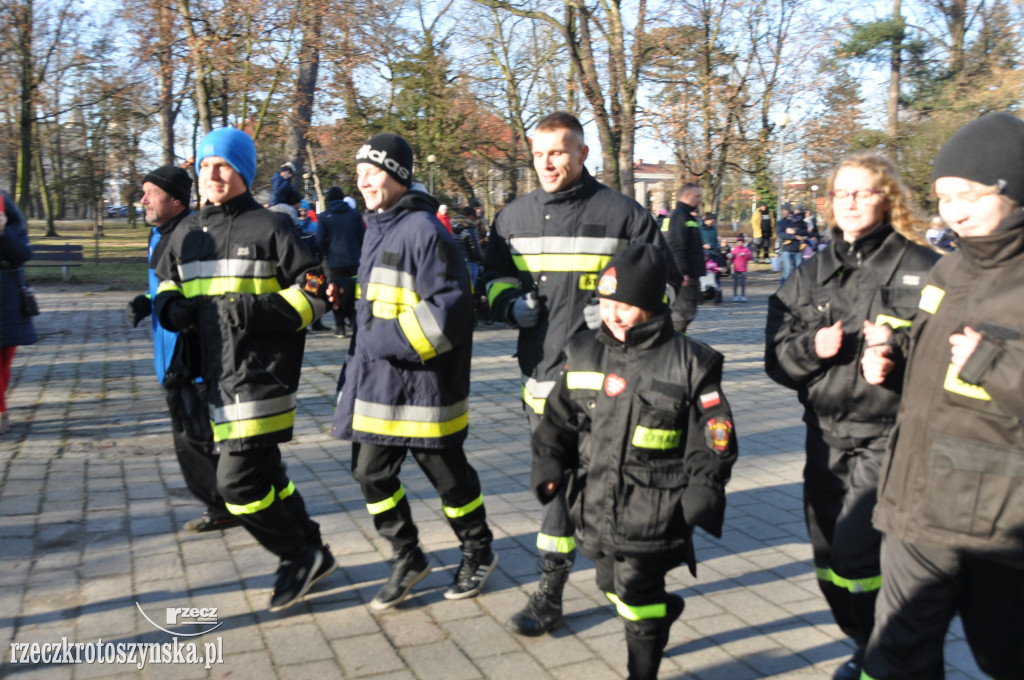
[530,456,564,504]
[957,334,1003,386]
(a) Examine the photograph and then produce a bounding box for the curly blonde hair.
[823,152,928,246]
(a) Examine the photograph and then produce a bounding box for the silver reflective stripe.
[413,300,452,355]
[354,398,468,423]
[367,266,417,291]
[509,235,626,255]
[524,375,556,399]
[211,394,298,424]
[178,259,277,281]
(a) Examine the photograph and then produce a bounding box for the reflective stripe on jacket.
[483,169,666,414]
[332,191,473,449]
[154,192,324,453]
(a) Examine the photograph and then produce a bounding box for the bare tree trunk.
[285,0,322,179]
[16,0,34,211]
[33,128,56,237]
[158,2,177,165]
[887,0,902,161]
[178,0,212,135]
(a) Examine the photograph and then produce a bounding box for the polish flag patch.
[699,391,721,409]
[604,374,627,397]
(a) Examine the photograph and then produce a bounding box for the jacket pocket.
[616,462,687,545]
[923,432,1024,538]
[628,400,686,459]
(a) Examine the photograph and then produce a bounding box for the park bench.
[25,243,84,281]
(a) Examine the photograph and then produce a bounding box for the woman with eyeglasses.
[764,151,941,680]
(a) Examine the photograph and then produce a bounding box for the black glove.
[126,294,151,328]
[157,296,199,332]
[681,483,724,537]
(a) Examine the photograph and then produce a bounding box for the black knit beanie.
[931,113,1024,206]
[143,165,192,206]
[596,244,667,313]
[355,133,413,187]
[324,186,345,202]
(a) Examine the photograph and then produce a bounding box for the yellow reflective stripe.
[398,308,438,362]
[943,363,991,401]
[366,281,421,307]
[660,217,670,232]
[372,300,410,319]
[536,533,575,554]
[444,494,483,518]
[278,285,314,329]
[181,277,281,297]
[355,282,362,300]
[522,384,546,414]
[631,425,683,450]
[511,253,613,274]
[157,280,183,295]
[278,480,295,500]
[566,372,604,390]
[367,485,405,515]
[875,314,912,329]
[606,593,667,621]
[225,486,276,515]
[919,285,944,314]
[860,671,879,680]
[352,411,469,439]
[685,220,699,228]
[487,279,519,307]
[212,409,296,442]
[814,566,882,594]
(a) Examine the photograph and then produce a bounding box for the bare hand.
[861,345,894,385]
[862,319,892,348]
[325,282,341,311]
[814,320,843,359]
[950,326,982,374]
[543,481,559,496]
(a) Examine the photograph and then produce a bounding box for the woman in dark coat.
[0,191,38,434]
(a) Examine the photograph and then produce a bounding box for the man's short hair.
[678,183,700,198]
[535,112,585,145]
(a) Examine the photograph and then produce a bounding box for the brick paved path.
[0,272,985,679]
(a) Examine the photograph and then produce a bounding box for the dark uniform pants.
[328,265,358,329]
[804,426,886,649]
[595,553,684,634]
[527,410,576,565]
[170,424,222,514]
[217,445,322,560]
[672,279,700,334]
[863,536,1024,680]
[351,442,492,557]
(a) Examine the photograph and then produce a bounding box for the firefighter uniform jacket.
[332,191,473,450]
[874,212,1024,563]
[484,169,665,414]
[765,224,939,442]
[530,312,737,573]
[663,201,706,279]
[154,192,326,453]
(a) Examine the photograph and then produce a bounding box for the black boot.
[625,594,684,680]
[506,557,571,636]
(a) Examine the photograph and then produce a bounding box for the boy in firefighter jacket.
[530,244,738,680]
[330,134,496,611]
[154,127,335,612]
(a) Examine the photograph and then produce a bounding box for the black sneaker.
[444,546,498,600]
[183,511,242,533]
[370,547,431,611]
[269,546,324,612]
[832,648,864,680]
[310,544,338,588]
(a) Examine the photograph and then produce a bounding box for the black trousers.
[351,442,492,557]
[169,423,222,515]
[863,536,1024,680]
[804,426,886,649]
[671,279,700,334]
[527,409,577,565]
[217,445,322,560]
[328,265,358,329]
[594,553,684,634]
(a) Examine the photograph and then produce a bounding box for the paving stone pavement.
[0,272,986,679]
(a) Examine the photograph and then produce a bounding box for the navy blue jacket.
[147,209,191,383]
[332,190,473,450]
[268,172,302,207]
[317,199,364,269]
[0,193,38,348]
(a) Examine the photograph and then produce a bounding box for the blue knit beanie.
[195,127,257,188]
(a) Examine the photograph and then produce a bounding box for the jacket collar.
[155,207,191,236]
[539,168,596,205]
[597,310,674,352]
[957,210,1024,267]
[200,191,259,218]
[817,222,906,286]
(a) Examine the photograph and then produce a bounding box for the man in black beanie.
[531,243,737,680]
[126,165,238,534]
[862,112,1024,680]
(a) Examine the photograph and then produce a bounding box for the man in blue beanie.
[154,126,336,611]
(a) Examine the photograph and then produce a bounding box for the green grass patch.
[25,220,150,290]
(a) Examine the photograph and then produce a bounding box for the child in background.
[531,244,738,680]
[728,234,753,302]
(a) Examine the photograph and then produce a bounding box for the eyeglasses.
[829,188,882,202]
